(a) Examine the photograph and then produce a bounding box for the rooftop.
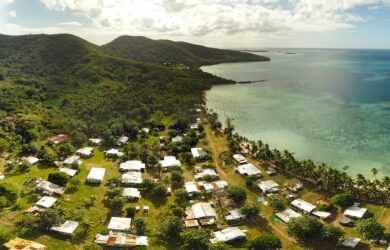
[35,196,57,208]
[87,167,106,182]
[3,237,46,250]
[344,205,367,219]
[51,220,79,235]
[160,156,181,169]
[120,160,145,172]
[275,208,301,223]
[122,172,142,184]
[235,163,261,176]
[291,199,316,213]
[108,217,132,231]
[258,180,279,193]
[211,227,246,243]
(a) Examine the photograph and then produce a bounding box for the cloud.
[7,10,16,17]
[0,0,14,4]
[58,21,83,27]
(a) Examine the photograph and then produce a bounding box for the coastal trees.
[356,218,385,240]
[331,193,354,208]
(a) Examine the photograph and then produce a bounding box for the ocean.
[203,49,390,178]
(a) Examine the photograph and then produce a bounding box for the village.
[0,109,389,250]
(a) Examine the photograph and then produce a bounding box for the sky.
[1,0,390,49]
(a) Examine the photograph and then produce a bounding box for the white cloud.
[58,21,83,27]
[7,10,16,17]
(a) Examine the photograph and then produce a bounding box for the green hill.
[102,35,270,66]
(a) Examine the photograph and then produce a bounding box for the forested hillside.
[102,35,270,66]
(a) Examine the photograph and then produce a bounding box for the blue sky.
[1,0,390,48]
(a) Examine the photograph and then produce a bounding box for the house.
[76,147,94,158]
[186,202,217,226]
[108,217,131,232]
[171,136,183,143]
[142,128,150,134]
[185,219,200,228]
[21,156,40,165]
[95,233,148,247]
[89,138,102,145]
[122,188,141,200]
[3,237,46,250]
[63,155,82,167]
[35,180,65,196]
[121,172,142,185]
[117,136,129,146]
[344,204,367,219]
[184,182,200,197]
[258,180,279,194]
[199,181,228,193]
[225,209,246,222]
[119,160,145,172]
[275,208,302,223]
[36,196,57,209]
[235,163,261,177]
[189,122,199,130]
[291,199,316,214]
[59,167,78,177]
[86,168,105,183]
[312,211,332,220]
[266,167,277,176]
[105,149,124,158]
[210,227,246,243]
[194,168,218,180]
[160,156,181,171]
[48,134,69,145]
[191,148,208,160]
[285,178,304,192]
[233,154,247,164]
[51,220,79,236]
[338,238,361,248]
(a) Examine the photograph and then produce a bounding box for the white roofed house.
[51,220,79,236]
[105,148,124,158]
[233,154,247,165]
[185,181,200,197]
[95,232,148,247]
[171,136,183,143]
[275,208,302,223]
[122,188,141,200]
[210,227,246,243]
[235,163,261,177]
[21,156,40,165]
[194,168,218,181]
[27,196,57,214]
[35,179,65,196]
[89,138,102,145]
[117,136,129,146]
[86,167,105,183]
[59,167,78,177]
[108,217,131,232]
[258,180,279,194]
[159,156,181,171]
[186,202,217,226]
[344,204,367,219]
[225,209,246,222]
[291,199,316,214]
[199,180,228,193]
[122,172,143,185]
[191,148,208,160]
[189,122,199,130]
[119,160,145,172]
[63,155,82,167]
[76,147,94,158]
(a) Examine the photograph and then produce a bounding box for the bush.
[331,193,354,208]
[126,207,137,217]
[0,227,13,245]
[226,186,246,204]
[317,204,331,211]
[132,218,147,235]
[171,207,185,217]
[48,172,69,186]
[249,234,282,250]
[0,183,18,203]
[356,218,385,239]
[240,203,260,219]
[268,195,287,211]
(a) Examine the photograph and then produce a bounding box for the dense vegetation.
[103,35,270,67]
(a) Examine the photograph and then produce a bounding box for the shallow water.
[203,49,390,178]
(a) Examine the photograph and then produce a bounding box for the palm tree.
[371,167,378,180]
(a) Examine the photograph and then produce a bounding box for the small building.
[186,202,217,226]
[51,220,79,236]
[89,138,102,145]
[95,233,148,247]
[266,167,277,176]
[21,156,40,165]
[185,219,200,228]
[258,180,279,194]
[117,136,129,146]
[275,208,302,223]
[199,180,228,193]
[86,167,105,183]
[105,149,124,158]
[120,160,145,172]
[76,147,94,158]
[189,122,199,130]
[344,205,367,219]
[48,134,69,145]
[63,155,82,167]
[233,154,247,164]
[36,196,57,209]
[225,209,246,222]
[191,148,208,160]
[122,188,141,200]
[35,180,65,196]
[171,136,183,143]
[210,227,246,243]
[108,217,131,232]
[312,211,332,220]
[235,163,261,177]
[291,199,316,214]
[339,217,354,226]
[58,167,78,177]
[159,156,181,171]
[122,172,142,185]
[285,178,304,192]
[194,168,218,180]
[3,237,46,250]
[184,182,200,197]
[338,237,361,248]
[142,128,150,134]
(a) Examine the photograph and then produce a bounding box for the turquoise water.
[203,49,390,178]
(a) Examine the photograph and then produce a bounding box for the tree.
[174,188,188,205]
[159,216,183,240]
[48,172,69,186]
[268,195,287,211]
[371,167,378,179]
[40,208,64,229]
[152,183,168,197]
[132,218,147,235]
[249,234,282,250]
[58,143,75,157]
[171,207,185,217]
[110,196,125,210]
[240,203,260,219]
[356,218,385,240]
[0,138,9,154]
[141,178,155,192]
[105,188,121,198]
[331,193,354,208]
[182,229,209,250]
[226,186,246,204]
[287,216,323,243]
[126,207,136,217]
[321,224,344,242]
